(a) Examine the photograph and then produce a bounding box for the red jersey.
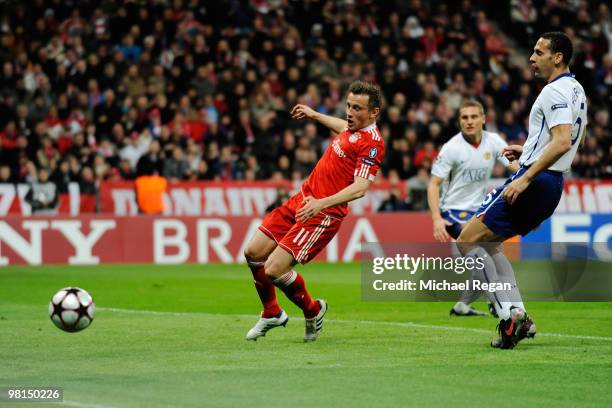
[301,123,384,218]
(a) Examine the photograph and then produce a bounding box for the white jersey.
[520,73,587,172]
[432,131,510,212]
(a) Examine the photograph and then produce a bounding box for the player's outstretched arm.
[291,104,347,134]
[427,176,452,242]
[502,124,571,204]
[296,176,370,222]
[503,145,523,162]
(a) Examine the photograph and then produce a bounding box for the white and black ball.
[49,287,95,332]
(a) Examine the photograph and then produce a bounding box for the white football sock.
[466,246,512,320]
[491,251,525,311]
[458,287,483,304]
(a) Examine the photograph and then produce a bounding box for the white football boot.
[246,310,289,341]
[304,299,327,342]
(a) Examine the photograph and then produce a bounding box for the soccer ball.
[48,287,95,332]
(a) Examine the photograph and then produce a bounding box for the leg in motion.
[457,217,532,349]
[244,230,288,341]
[265,246,327,342]
[489,248,536,347]
[450,242,488,316]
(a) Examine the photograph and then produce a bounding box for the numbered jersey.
[431,131,509,212]
[520,73,587,172]
[301,122,384,218]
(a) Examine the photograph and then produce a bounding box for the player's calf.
[272,270,321,318]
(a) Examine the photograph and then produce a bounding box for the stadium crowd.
[0,0,610,210]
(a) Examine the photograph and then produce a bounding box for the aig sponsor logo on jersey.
[332,139,346,158]
[462,167,489,182]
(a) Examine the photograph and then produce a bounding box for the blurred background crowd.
[0,0,610,211]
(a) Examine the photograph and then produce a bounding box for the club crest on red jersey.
[349,134,360,143]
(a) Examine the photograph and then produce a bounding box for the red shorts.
[259,193,342,264]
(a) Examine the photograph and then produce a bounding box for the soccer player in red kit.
[243,81,385,342]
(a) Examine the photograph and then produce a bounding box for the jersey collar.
[549,72,575,83]
[357,122,377,133]
[460,132,483,148]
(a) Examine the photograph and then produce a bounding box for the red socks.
[247,260,282,318]
[248,261,320,319]
[273,270,321,319]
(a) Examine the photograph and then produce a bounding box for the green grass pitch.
[1,263,611,407]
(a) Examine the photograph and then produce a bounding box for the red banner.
[0,214,432,265]
[98,180,406,215]
[98,180,294,215]
[98,179,612,215]
[1,179,611,216]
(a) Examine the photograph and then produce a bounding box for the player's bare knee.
[456,233,475,255]
[456,233,469,244]
[263,258,279,278]
[264,257,288,279]
[243,248,254,262]
[243,246,260,263]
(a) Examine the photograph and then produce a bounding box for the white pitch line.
[98,307,612,342]
[62,399,117,408]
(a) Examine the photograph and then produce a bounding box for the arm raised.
[291,104,347,134]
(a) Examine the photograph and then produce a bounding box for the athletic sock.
[273,270,320,318]
[247,260,282,318]
[491,251,525,311]
[453,241,484,306]
[458,287,483,304]
[466,246,512,320]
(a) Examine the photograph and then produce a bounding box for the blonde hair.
[458,100,485,116]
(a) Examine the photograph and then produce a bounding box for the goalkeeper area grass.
[1,263,611,408]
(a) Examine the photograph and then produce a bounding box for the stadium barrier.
[1,211,611,266]
[1,179,611,216]
[0,213,432,265]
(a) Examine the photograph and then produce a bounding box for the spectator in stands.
[0,0,607,213]
[93,90,122,139]
[407,168,431,211]
[163,145,190,182]
[120,132,146,169]
[0,164,13,183]
[79,166,97,195]
[51,159,72,193]
[26,167,58,215]
[136,139,164,177]
[118,159,136,180]
[265,186,291,213]
[378,188,410,212]
[413,141,438,169]
[498,110,526,143]
[510,0,537,47]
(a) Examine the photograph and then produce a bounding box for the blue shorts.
[441,209,475,239]
[476,166,564,238]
